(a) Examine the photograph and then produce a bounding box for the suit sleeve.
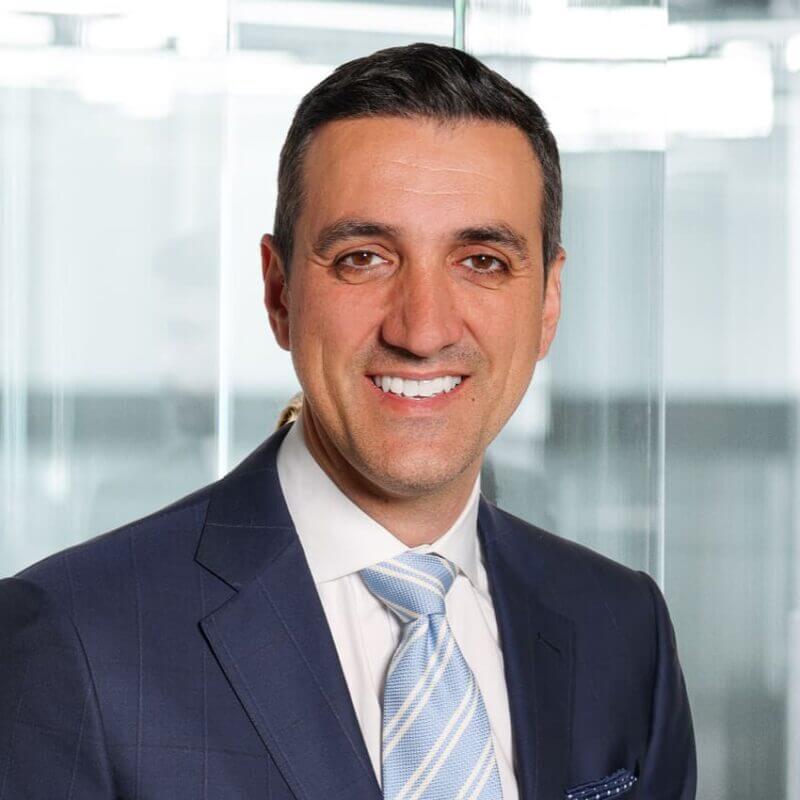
[636,570,697,799]
[0,577,116,798]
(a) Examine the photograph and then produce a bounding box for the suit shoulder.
[0,575,86,659]
[0,576,61,632]
[15,480,218,598]
[491,503,644,576]
[488,502,653,613]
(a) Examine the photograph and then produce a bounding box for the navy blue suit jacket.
[0,423,696,799]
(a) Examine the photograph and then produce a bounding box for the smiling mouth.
[368,374,466,400]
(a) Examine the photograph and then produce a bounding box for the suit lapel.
[195,424,380,800]
[478,498,575,800]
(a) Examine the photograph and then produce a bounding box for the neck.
[297,410,481,548]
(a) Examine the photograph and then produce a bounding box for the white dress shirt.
[276,416,519,800]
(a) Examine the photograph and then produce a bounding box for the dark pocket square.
[565,767,638,799]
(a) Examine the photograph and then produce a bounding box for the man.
[0,44,696,799]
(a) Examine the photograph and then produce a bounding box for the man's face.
[263,116,564,498]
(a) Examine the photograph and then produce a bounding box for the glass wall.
[0,0,452,570]
[465,0,800,796]
[663,12,800,798]
[2,0,799,796]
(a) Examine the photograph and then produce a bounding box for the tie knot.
[360,551,457,622]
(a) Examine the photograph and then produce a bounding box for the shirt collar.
[276,415,482,588]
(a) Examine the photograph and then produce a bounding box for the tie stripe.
[383,633,458,758]
[360,551,503,800]
[456,738,495,800]
[370,565,446,600]
[397,675,478,800]
[383,624,453,744]
[389,559,455,593]
[375,594,424,622]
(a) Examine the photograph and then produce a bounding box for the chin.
[357,441,477,497]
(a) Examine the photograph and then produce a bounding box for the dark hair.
[273,42,562,281]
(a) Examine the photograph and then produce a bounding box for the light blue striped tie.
[360,551,504,800]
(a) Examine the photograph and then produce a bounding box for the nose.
[379,262,463,359]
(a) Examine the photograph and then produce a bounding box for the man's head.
[262,43,566,504]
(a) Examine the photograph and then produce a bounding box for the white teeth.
[403,380,419,397]
[371,375,464,398]
[417,379,436,397]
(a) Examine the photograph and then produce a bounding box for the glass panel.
[465,0,667,577]
[0,0,453,575]
[0,2,231,573]
[665,10,800,798]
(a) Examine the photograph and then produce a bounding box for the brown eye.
[462,254,507,273]
[337,251,386,269]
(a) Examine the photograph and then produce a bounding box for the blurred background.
[0,0,798,795]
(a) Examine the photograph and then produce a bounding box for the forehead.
[299,116,543,243]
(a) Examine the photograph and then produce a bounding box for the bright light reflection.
[529,61,665,152]
[77,56,175,118]
[0,6,779,140]
[668,23,708,59]
[787,33,800,73]
[469,6,666,62]
[234,0,451,36]
[0,12,53,46]
[668,49,773,139]
[84,17,170,51]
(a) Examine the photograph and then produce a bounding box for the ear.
[537,246,566,361]
[261,233,291,351]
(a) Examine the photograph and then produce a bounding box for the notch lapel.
[195,425,381,800]
[478,498,575,800]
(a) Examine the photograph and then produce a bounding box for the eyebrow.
[453,224,531,262]
[311,217,530,262]
[312,220,401,255]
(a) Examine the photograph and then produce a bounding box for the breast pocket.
[565,767,638,799]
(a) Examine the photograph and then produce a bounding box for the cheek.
[290,278,381,376]
[287,278,329,384]
[472,290,540,371]
[509,310,541,384]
